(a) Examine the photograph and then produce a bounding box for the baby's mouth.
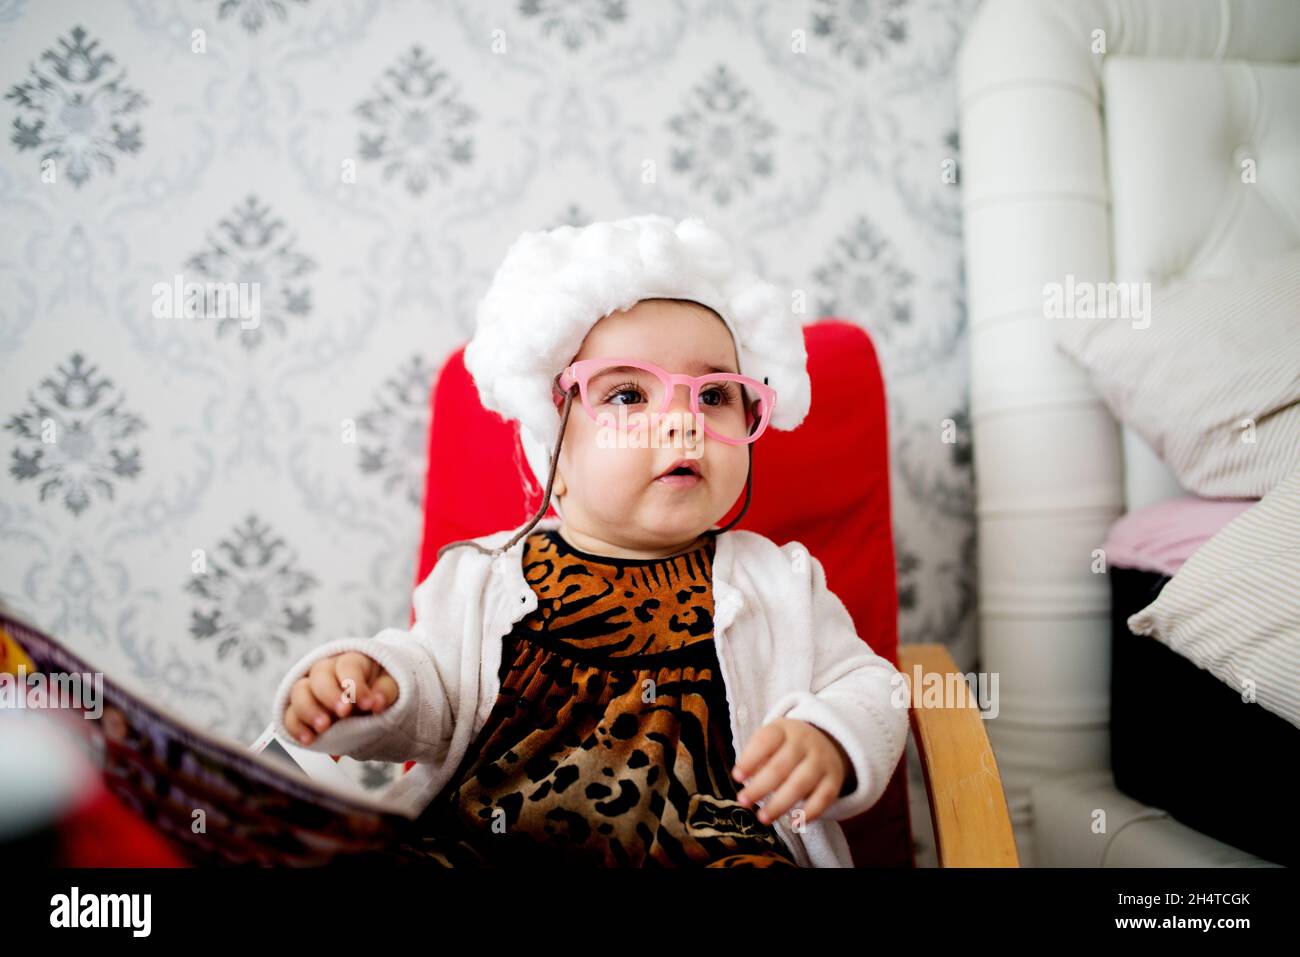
[654,458,704,486]
[655,458,703,480]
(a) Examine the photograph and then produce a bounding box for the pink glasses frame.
[555,357,778,445]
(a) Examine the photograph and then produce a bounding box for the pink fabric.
[1103,496,1260,577]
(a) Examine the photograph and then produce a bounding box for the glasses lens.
[697,376,755,441]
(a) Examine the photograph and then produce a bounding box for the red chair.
[407,319,1017,867]
[53,780,191,867]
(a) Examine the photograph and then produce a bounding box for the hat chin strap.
[436,386,755,564]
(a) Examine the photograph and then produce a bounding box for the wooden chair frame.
[898,643,1020,867]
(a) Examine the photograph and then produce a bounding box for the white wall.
[0,0,980,789]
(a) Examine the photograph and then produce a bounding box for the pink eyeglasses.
[555,357,777,445]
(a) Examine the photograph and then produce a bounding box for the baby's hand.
[731,718,855,826]
[282,651,399,746]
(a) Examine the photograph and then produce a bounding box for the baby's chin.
[584,497,714,540]
[640,501,723,538]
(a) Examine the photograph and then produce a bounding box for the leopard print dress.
[398,526,798,868]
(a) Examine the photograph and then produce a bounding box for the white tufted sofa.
[957,0,1300,866]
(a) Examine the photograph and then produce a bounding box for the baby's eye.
[699,383,738,407]
[601,382,647,406]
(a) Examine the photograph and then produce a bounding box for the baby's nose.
[657,386,702,445]
[664,382,694,413]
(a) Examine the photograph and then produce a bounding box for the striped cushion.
[1127,461,1300,731]
[1056,247,1300,498]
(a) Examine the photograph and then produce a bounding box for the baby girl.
[269,215,908,868]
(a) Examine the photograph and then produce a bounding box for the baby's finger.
[368,671,399,712]
[732,721,785,783]
[755,756,821,825]
[736,740,801,809]
[283,704,314,746]
[309,657,347,718]
[291,677,333,734]
[334,652,375,713]
[792,777,842,825]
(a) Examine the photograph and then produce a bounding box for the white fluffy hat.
[463,214,812,507]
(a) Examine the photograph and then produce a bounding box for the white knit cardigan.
[269,516,909,867]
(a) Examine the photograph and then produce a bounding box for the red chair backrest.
[412,318,912,867]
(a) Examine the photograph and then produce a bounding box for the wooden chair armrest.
[897,643,1019,867]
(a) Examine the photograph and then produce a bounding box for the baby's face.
[553,298,752,553]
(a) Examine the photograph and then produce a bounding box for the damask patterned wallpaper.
[0,0,979,783]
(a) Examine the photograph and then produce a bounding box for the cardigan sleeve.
[759,546,910,822]
[267,546,482,766]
